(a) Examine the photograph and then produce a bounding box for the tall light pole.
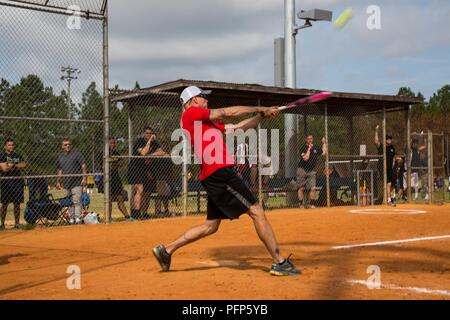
[284,0,297,180]
[61,66,81,120]
[282,1,332,179]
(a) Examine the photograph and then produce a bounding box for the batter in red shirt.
[181,105,235,181]
[152,86,300,276]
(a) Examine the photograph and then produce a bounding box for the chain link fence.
[1,2,445,230]
[0,0,108,229]
[111,88,418,218]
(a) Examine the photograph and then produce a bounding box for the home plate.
[199,260,241,267]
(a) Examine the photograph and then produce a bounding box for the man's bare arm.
[225,114,263,132]
[0,162,10,172]
[302,148,312,161]
[56,169,63,189]
[210,106,278,122]
[210,106,260,122]
[322,138,328,157]
[150,148,167,157]
[81,162,87,186]
[16,161,27,170]
[138,141,153,156]
[374,125,381,147]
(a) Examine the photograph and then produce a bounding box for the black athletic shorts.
[111,172,126,202]
[144,178,156,193]
[0,180,24,204]
[201,167,258,221]
[387,169,395,184]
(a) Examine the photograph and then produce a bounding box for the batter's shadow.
[0,254,28,266]
[170,241,328,273]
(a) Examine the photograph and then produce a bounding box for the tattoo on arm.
[209,108,227,122]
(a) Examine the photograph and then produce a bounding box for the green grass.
[2,185,211,227]
[2,182,449,228]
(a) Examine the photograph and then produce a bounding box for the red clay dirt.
[0,204,449,300]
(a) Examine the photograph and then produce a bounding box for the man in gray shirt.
[56,138,86,224]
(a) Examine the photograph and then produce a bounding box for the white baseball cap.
[180,86,212,105]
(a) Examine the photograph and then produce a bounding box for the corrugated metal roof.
[148,79,422,105]
[110,79,422,116]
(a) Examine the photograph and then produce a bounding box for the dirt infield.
[0,204,449,300]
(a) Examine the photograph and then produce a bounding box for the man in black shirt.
[375,125,396,205]
[297,134,327,209]
[0,139,27,230]
[128,127,165,219]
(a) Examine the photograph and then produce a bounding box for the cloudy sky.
[108,0,450,99]
[0,0,449,103]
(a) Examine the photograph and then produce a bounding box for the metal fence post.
[182,105,188,218]
[428,130,433,204]
[258,123,264,207]
[325,104,331,208]
[128,104,133,157]
[407,105,412,203]
[102,2,111,223]
[383,107,387,205]
[257,99,264,207]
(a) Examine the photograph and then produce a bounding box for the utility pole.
[279,1,332,206]
[61,66,81,120]
[284,0,298,179]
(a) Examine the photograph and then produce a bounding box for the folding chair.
[25,178,73,226]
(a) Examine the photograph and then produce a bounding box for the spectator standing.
[56,138,86,224]
[141,138,169,217]
[0,139,27,230]
[374,126,396,206]
[128,127,165,219]
[393,156,406,201]
[297,134,327,209]
[410,138,426,200]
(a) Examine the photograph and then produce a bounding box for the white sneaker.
[69,218,75,224]
[75,218,82,225]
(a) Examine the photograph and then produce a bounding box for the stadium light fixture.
[294,9,333,33]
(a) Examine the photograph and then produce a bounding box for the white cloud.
[1,0,449,99]
[110,32,269,63]
[346,1,450,58]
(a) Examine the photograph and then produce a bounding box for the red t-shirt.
[181,106,235,181]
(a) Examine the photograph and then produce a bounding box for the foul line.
[348,280,450,297]
[349,209,427,215]
[333,235,450,250]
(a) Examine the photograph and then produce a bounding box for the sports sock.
[277,259,287,266]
